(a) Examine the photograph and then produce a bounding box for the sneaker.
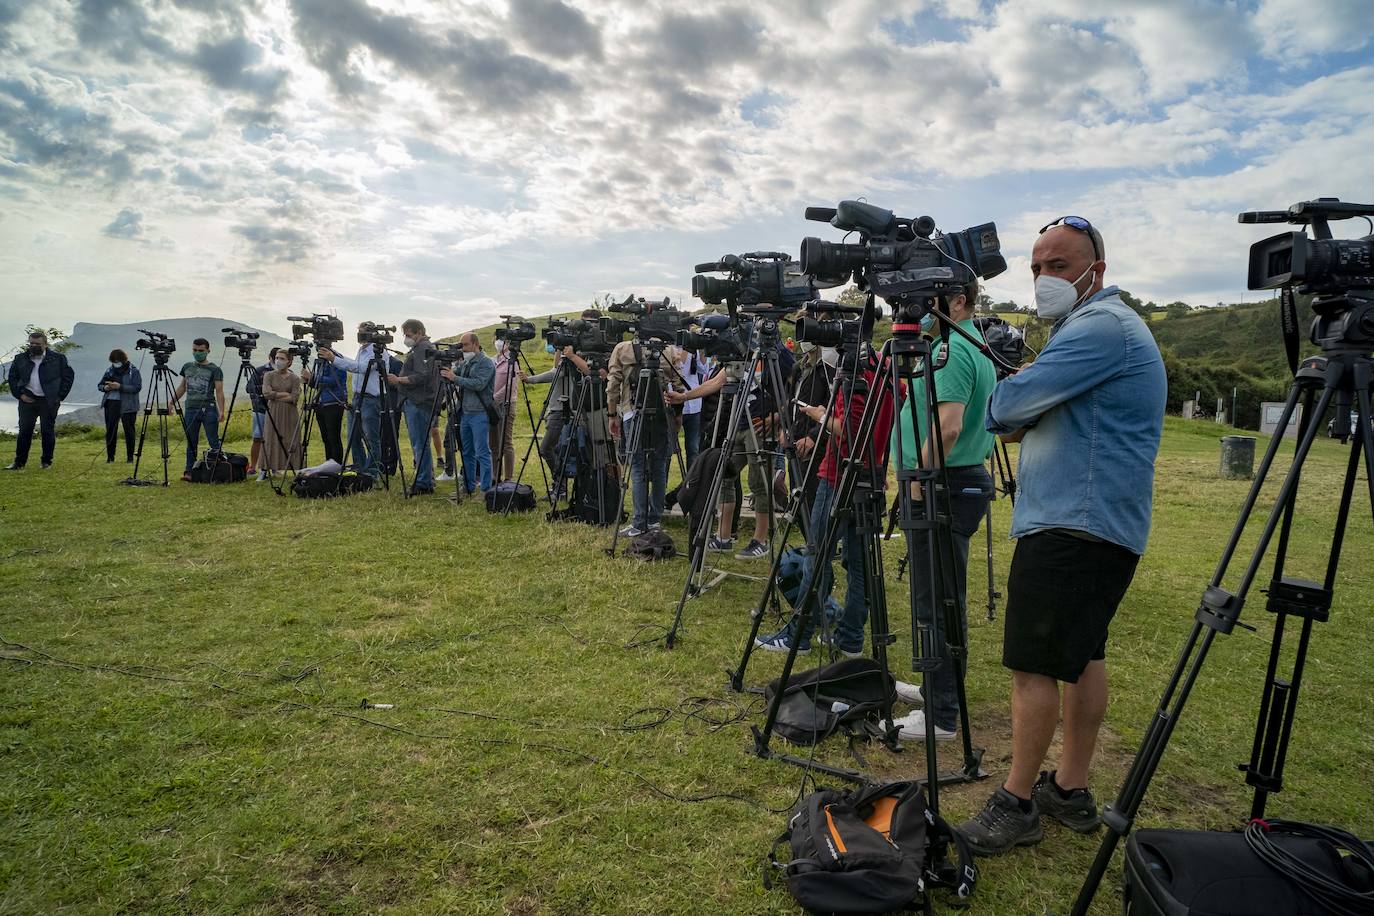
[755,626,810,653]
[40,462,51,469]
[619,524,644,538]
[3,463,23,471]
[894,681,924,705]
[1031,771,1101,833]
[735,539,768,560]
[892,709,955,742]
[817,631,863,658]
[706,536,734,553]
[957,788,1043,856]
[436,472,454,482]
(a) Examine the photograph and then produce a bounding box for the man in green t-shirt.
[889,280,996,743]
[172,337,226,480]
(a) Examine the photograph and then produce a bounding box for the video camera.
[357,322,396,347]
[289,314,345,344]
[1240,197,1374,351]
[801,200,1006,322]
[434,343,465,367]
[607,294,692,345]
[678,313,748,361]
[222,327,259,357]
[495,315,537,345]
[543,316,622,356]
[692,252,814,315]
[135,329,176,363]
[283,340,313,361]
[971,316,1026,379]
[794,299,871,350]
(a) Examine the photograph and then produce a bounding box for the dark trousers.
[104,401,135,461]
[15,399,59,466]
[316,403,345,463]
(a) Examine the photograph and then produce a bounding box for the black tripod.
[539,357,617,522]
[605,339,689,556]
[511,353,583,508]
[1072,338,1374,913]
[418,369,467,502]
[124,352,182,487]
[340,343,408,494]
[981,438,1016,620]
[492,340,543,489]
[666,316,811,648]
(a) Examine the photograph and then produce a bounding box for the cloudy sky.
[1,0,1371,343]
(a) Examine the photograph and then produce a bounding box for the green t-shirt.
[892,319,996,468]
[180,361,223,410]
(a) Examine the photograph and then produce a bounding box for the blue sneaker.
[706,536,734,552]
[817,631,864,658]
[755,627,810,653]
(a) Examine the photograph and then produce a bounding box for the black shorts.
[1002,528,1140,683]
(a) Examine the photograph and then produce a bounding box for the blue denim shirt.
[985,286,1166,554]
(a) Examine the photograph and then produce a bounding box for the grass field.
[2,405,1371,915]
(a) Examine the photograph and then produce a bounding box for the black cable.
[1244,818,1374,916]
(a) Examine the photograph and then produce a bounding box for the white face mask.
[494,340,505,355]
[403,336,416,349]
[1034,264,1095,320]
[821,347,840,368]
[275,359,289,370]
[462,350,476,361]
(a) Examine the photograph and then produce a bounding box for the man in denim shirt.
[959,218,1166,856]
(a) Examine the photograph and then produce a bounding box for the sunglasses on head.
[1040,215,1101,261]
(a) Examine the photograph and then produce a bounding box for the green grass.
[2,414,1371,915]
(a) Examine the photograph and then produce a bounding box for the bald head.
[460,332,481,353]
[1031,223,1106,302]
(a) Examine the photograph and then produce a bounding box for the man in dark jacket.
[387,319,438,495]
[6,330,75,470]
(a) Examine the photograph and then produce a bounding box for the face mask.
[919,314,936,334]
[798,340,816,355]
[494,340,505,355]
[403,336,416,349]
[463,350,476,362]
[193,351,208,363]
[28,345,43,356]
[545,343,555,354]
[1034,264,1095,320]
[275,359,289,370]
[111,361,122,369]
[821,347,839,368]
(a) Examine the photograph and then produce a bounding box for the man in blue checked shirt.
[958,217,1166,857]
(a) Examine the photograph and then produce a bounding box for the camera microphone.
[804,206,838,223]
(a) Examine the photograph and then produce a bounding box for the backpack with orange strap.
[766,780,976,914]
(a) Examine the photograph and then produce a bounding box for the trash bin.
[1220,436,1256,479]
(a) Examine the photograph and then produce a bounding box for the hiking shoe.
[892,709,955,742]
[894,681,924,705]
[619,524,644,538]
[958,788,1043,856]
[817,631,863,658]
[1032,771,1101,833]
[755,627,810,653]
[706,536,734,552]
[735,539,768,560]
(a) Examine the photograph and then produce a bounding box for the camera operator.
[667,333,794,559]
[525,310,596,473]
[957,218,1165,857]
[887,280,996,744]
[5,331,75,471]
[260,348,303,477]
[97,349,141,464]
[438,332,497,495]
[674,348,709,468]
[756,334,900,653]
[787,340,838,507]
[171,338,225,482]
[385,320,438,495]
[606,337,683,537]
[300,352,348,464]
[317,324,389,480]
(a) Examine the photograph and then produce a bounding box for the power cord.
[1245,818,1374,916]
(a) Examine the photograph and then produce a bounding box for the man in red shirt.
[756,345,900,654]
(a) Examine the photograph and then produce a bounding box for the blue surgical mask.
[920,314,936,334]
[545,343,555,354]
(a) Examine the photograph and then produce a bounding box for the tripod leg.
[985,500,997,620]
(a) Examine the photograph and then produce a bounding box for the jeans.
[15,398,59,466]
[623,415,673,529]
[402,400,433,489]
[460,411,492,493]
[540,413,567,472]
[909,466,992,730]
[681,411,701,468]
[103,401,135,461]
[346,396,383,478]
[796,479,869,651]
[182,405,220,471]
[316,403,345,463]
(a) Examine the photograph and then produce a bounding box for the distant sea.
[0,401,97,433]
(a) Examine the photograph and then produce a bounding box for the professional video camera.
[542,316,622,356]
[283,340,313,361]
[357,322,396,347]
[794,299,872,350]
[433,342,465,367]
[135,329,176,363]
[1240,197,1374,351]
[677,313,748,361]
[495,315,537,344]
[607,294,692,344]
[288,313,345,344]
[801,200,1006,320]
[692,252,814,314]
[971,316,1026,379]
[222,327,259,357]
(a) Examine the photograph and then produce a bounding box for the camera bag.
[765,779,976,914]
[1122,827,1374,916]
[189,449,248,483]
[572,467,620,526]
[485,480,536,513]
[291,468,374,498]
[763,657,896,747]
[623,528,676,561]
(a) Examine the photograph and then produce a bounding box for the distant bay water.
[0,400,97,433]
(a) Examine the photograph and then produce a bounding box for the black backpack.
[767,780,976,914]
[188,449,248,483]
[764,657,896,747]
[485,480,536,513]
[623,528,676,560]
[573,466,621,526]
[291,468,375,498]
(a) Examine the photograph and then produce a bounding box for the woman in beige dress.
[260,353,302,476]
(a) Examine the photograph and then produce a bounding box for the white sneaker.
[436,472,454,482]
[893,709,954,742]
[619,524,644,538]
[894,681,924,705]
